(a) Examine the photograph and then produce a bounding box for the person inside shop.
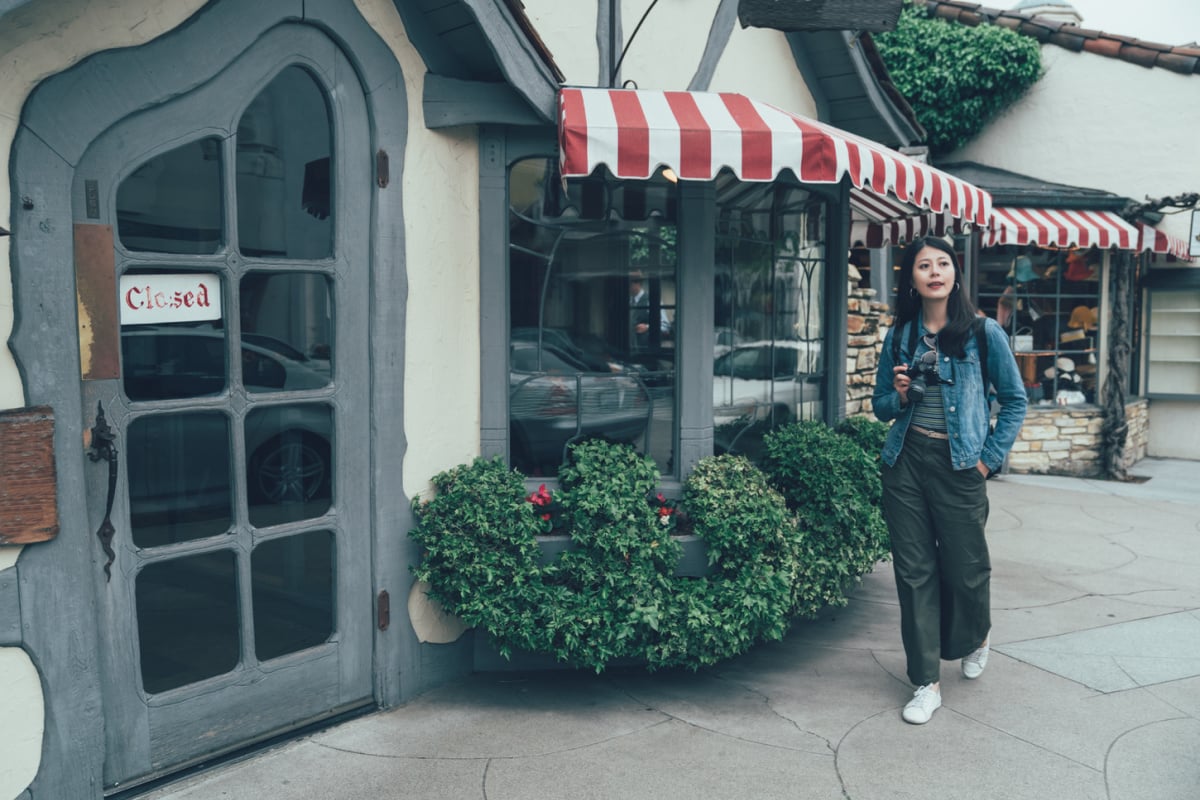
[629,270,671,349]
[872,236,1028,725]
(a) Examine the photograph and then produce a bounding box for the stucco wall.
[0,0,481,793]
[707,15,817,117]
[521,0,817,117]
[353,0,483,500]
[948,46,1200,246]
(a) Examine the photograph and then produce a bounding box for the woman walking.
[873,236,1027,724]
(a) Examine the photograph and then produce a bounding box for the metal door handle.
[87,401,118,581]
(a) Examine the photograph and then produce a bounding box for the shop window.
[977,246,1102,406]
[508,158,675,477]
[713,178,827,461]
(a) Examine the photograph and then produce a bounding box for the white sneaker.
[902,684,942,725]
[961,639,990,680]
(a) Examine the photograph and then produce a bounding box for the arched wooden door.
[72,25,374,790]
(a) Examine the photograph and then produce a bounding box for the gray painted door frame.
[73,24,374,789]
[8,1,415,796]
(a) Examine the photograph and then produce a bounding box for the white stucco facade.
[948,45,1200,247]
[0,0,837,792]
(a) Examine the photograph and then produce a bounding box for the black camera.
[904,356,941,405]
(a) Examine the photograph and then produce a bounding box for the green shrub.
[836,416,890,459]
[411,441,805,671]
[761,421,891,617]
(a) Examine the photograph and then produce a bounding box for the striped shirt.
[910,381,948,432]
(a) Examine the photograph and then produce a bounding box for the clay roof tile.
[912,0,1200,75]
[1048,31,1085,52]
[1120,44,1162,69]
[1081,37,1124,58]
[1017,20,1053,41]
[1154,52,1200,75]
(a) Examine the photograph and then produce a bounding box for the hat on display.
[1068,305,1098,331]
[1008,255,1038,283]
[1065,251,1098,281]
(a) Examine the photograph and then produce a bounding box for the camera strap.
[891,319,989,388]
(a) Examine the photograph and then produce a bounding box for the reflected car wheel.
[250,433,330,504]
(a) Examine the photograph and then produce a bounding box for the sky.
[1048,0,1200,46]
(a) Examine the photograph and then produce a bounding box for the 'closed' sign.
[119,274,222,325]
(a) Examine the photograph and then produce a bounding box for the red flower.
[527,483,553,507]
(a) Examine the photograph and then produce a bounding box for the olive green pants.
[881,432,991,686]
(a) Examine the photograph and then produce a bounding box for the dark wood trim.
[423,74,544,128]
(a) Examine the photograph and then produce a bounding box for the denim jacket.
[873,316,1027,474]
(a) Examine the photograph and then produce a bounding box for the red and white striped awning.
[1137,222,1193,261]
[559,88,992,227]
[850,189,965,247]
[982,206,1138,249]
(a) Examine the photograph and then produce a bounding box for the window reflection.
[122,322,228,401]
[252,530,334,661]
[237,66,333,259]
[117,137,223,254]
[137,551,240,693]
[246,404,333,527]
[240,272,333,390]
[713,177,826,461]
[508,158,674,476]
[128,412,232,548]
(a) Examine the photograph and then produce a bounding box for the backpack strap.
[975,317,990,389]
[890,319,919,367]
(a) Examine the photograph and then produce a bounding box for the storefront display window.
[506,158,832,476]
[977,246,1103,405]
[713,177,827,460]
[508,157,676,477]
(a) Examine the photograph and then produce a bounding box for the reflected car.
[121,327,334,517]
[510,340,651,472]
[712,340,824,428]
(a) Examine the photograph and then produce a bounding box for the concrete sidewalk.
[142,458,1200,800]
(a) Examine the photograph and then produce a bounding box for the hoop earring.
[909,288,916,298]
[954,281,961,292]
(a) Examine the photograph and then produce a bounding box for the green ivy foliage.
[412,432,887,672]
[874,3,1043,155]
[761,421,891,617]
[836,415,891,460]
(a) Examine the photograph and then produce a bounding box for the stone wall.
[1007,398,1149,476]
[845,287,890,417]
[842,286,1150,477]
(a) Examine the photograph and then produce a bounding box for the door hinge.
[375,149,389,189]
[377,590,390,630]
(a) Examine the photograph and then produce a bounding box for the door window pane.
[246,404,333,527]
[252,530,335,661]
[237,66,333,259]
[116,137,223,254]
[240,272,333,391]
[508,158,672,476]
[128,412,232,548]
[713,179,826,461]
[137,550,239,693]
[122,322,228,401]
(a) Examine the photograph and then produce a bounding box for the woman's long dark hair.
[893,236,980,358]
